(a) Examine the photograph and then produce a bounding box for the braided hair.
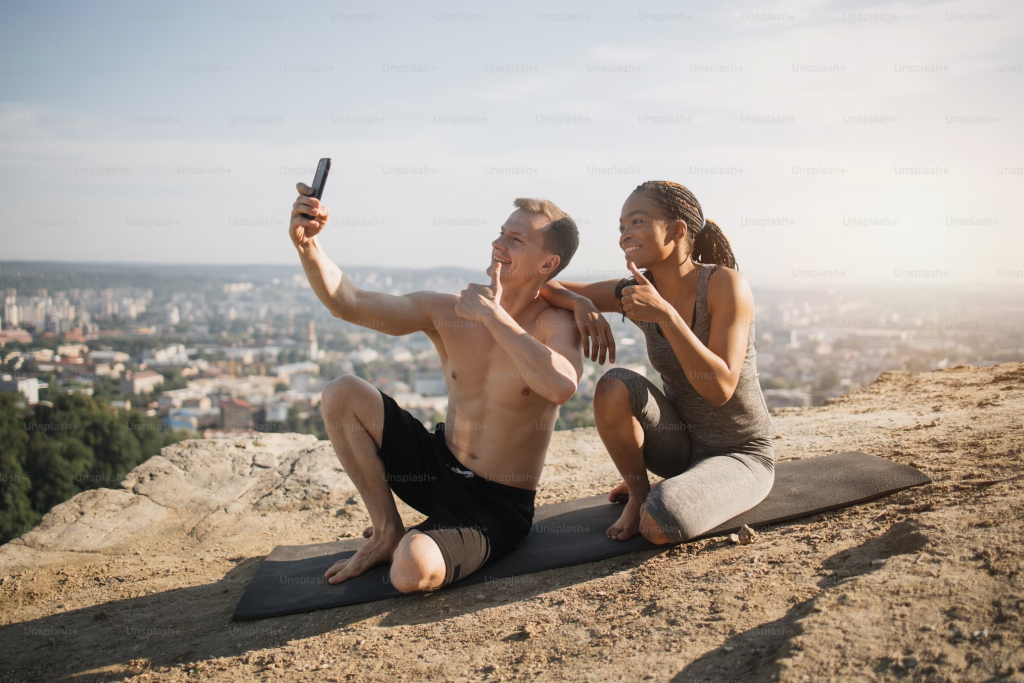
[614,180,738,323]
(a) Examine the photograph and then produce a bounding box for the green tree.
[0,394,37,542]
[1,393,188,545]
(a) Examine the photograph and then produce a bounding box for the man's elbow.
[550,379,578,406]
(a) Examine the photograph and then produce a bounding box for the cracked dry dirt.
[1,362,1022,682]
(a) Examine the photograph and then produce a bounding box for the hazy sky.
[1,0,1021,288]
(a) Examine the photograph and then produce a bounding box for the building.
[220,397,253,430]
[143,344,190,366]
[121,370,165,395]
[57,343,88,358]
[0,329,33,346]
[88,350,130,364]
[308,320,318,359]
[0,376,46,404]
[275,361,320,383]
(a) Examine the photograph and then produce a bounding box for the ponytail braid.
[691,218,736,269]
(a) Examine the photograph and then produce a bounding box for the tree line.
[0,392,187,545]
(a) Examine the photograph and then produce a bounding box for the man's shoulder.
[535,304,578,340]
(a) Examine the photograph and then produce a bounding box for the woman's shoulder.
[704,263,754,311]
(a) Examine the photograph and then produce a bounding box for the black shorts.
[376,389,536,587]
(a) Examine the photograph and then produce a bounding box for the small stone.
[920,624,935,632]
[728,533,740,544]
[476,593,485,600]
[737,525,757,545]
[722,646,734,653]
[971,629,988,640]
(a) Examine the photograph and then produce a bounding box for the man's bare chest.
[429,317,545,401]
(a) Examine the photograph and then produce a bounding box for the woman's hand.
[573,296,616,365]
[620,262,676,326]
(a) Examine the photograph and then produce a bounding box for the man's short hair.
[512,198,579,280]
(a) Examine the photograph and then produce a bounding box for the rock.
[252,452,279,468]
[0,434,353,556]
[728,533,740,544]
[972,629,988,640]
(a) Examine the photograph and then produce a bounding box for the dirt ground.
[1,362,1022,682]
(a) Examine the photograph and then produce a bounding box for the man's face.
[488,209,559,282]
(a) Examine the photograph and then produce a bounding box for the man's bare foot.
[325,527,405,584]
[608,478,662,504]
[606,497,645,541]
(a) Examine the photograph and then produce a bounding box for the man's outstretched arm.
[290,182,442,335]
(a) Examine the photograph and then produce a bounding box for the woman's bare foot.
[606,497,645,541]
[608,480,630,504]
[363,524,413,538]
[608,478,662,504]
[325,527,405,584]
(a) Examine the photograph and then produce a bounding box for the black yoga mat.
[233,450,930,620]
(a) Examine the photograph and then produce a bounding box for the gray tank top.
[634,263,774,449]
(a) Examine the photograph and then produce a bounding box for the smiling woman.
[539,180,775,546]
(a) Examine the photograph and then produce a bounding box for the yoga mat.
[234,450,930,620]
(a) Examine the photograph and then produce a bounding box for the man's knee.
[389,532,446,594]
[320,374,362,412]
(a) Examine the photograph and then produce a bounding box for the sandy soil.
[1,362,1022,682]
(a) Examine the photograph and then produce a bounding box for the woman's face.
[618,192,687,268]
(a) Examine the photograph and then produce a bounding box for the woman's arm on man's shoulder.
[539,279,621,365]
[540,279,621,313]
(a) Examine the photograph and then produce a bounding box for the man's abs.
[427,310,561,491]
[443,398,557,491]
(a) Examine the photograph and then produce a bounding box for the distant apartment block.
[0,329,32,346]
[0,376,46,404]
[120,370,164,395]
[220,397,253,430]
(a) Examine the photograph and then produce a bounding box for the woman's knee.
[642,485,698,543]
[594,375,632,421]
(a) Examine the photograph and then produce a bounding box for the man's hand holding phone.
[290,182,330,249]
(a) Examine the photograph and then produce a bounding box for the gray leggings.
[600,368,775,543]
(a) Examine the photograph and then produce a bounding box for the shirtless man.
[289,183,583,593]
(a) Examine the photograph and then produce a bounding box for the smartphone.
[300,157,331,219]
